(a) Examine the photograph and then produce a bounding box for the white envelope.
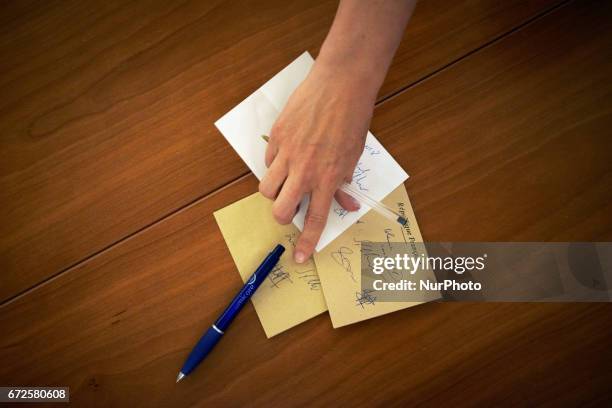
[215,51,408,251]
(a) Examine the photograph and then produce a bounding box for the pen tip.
[176,372,185,383]
[261,135,269,142]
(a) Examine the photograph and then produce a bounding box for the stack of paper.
[214,52,437,337]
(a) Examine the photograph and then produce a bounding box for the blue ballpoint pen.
[176,244,285,382]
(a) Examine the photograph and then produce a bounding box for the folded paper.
[313,184,439,327]
[214,193,327,338]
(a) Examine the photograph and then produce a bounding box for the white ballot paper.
[215,52,408,251]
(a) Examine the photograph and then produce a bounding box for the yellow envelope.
[214,193,327,338]
[313,184,435,328]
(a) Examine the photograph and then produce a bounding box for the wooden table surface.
[1,0,611,406]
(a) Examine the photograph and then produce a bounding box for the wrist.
[312,49,383,104]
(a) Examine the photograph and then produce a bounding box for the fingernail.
[350,196,361,210]
[295,251,306,264]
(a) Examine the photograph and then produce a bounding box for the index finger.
[294,188,334,263]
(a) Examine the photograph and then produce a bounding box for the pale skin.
[259,0,417,263]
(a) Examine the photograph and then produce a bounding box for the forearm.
[261,0,416,262]
[315,0,417,101]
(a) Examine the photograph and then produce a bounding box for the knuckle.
[272,205,293,225]
[298,145,317,162]
[306,211,326,227]
[297,170,313,186]
[298,235,316,251]
[265,149,276,167]
[288,162,311,185]
[259,181,274,199]
[270,120,285,138]
[325,167,342,183]
[272,197,296,224]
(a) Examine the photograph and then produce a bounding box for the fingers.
[259,157,287,199]
[334,189,360,212]
[294,188,334,263]
[265,121,283,167]
[264,137,278,168]
[272,175,304,224]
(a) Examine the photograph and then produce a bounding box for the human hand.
[259,61,377,263]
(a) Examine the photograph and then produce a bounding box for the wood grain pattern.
[0,0,563,302]
[1,0,610,405]
[377,0,612,243]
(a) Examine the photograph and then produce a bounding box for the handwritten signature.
[384,228,395,249]
[355,289,377,308]
[331,246,356,282]
[353,238,383,270]
[364,144,381,156]
[285,233,298,248]
[353,163,371,191]
[296,268,321,291]
[334,207,349,219]
[268,264,292,288]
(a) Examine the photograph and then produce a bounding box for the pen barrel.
[340,183,408,226]
[180,327,223,376]
[178,245,284,379]
[215,245,285,331]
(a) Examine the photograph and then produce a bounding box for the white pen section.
[339,183,405,225]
